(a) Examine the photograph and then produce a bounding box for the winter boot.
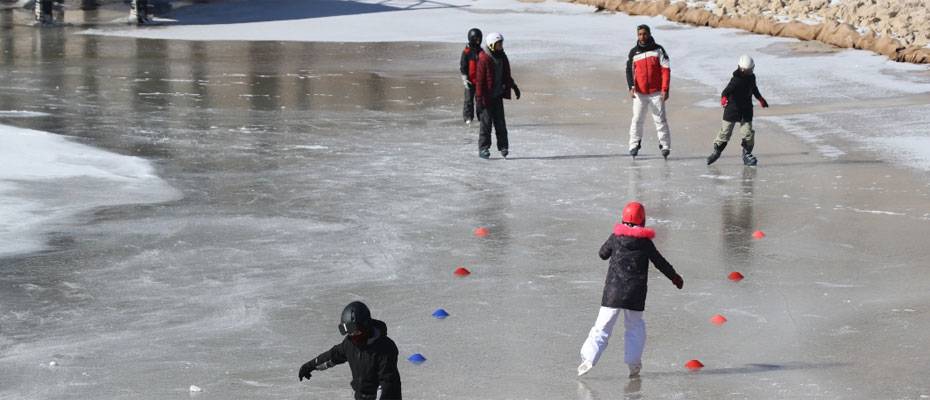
[741,141,757,166]
[660,147,670,160]
[479,149,490,159]
[629,141,641,157]
[500,148,509,159]
[628,363,642,378]
[577,361,593,377]
[706,142,727,165]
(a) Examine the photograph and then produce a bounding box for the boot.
[660,147,670,160]
[577,361,593,377]
[706,142,727,165]
[629,141,641,157]
[741,140,757,166]
[500,148,509,159]
[479,149,490,159]
[628,363,642,378]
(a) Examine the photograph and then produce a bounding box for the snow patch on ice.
[0,124,181,257]
[814,282,864,288]
[760,115,845,158]
[862,136,930,172]
[0,110,51,118]
[833,205,905,216]
[700,174,735,180]
[292,145,329,150]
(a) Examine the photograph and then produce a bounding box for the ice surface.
[0,124,181,257]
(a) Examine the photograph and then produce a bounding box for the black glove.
[513,85,521,100]
[298,360,316,382]
[671,274,684,290]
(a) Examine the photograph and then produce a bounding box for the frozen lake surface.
[2,1,930,399]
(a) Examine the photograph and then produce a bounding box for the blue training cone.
[432,309,450,319]
[408,353,427,365]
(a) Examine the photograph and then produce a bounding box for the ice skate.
[706,142,726,165]
[500,148,508,159]
[629,141,641,158]
[628,363,641,378]
[479,149,490,159]
[577,361,593,377]
[741,142,757,166]
[661,148,670,160]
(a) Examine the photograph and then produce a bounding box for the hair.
[637,24,651,34]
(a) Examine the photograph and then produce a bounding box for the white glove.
[462,75,472,88]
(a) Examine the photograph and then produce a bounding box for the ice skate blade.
[577,362,593,377]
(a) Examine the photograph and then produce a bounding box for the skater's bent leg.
[463,86,475,122]
[580,307,621,365]
[714,120,736,147]
[628,93,647,150]
[739,121,755,150]
[622,309,646,366]
[491,99,508,151]
[649,94,671,150]
[477,104,492,151]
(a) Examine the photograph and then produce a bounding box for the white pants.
[580,306,645,367]
[629,92,671,151]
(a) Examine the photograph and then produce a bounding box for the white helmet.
[738,54,754,70]
[485,32,503,50]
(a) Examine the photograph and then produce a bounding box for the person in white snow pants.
[625,25,672,159]
[578,201,683,378]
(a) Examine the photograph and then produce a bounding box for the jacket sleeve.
[459,48,469,76]
[751,77,763,100]
[598,235,614,260]
[646,240,679,281]
[659,46,670,93]
[721,77,737,98]
[312,341,348,367]
[625,48,635,90]
[475,55,487,100]
[504,57,517,89]
[378,345,402,399]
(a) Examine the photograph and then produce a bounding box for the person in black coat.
[707,54,769,166]
[577,202,683,379]
[298,302,401,400]
[460,28,483,125]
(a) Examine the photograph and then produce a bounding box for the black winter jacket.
[721,69,764,123]
[598,224,680,311]
[312,319,401,400]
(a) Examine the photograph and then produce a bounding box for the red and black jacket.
[475,49,516,105]
[625,39,671,95]
[459,44,480,84]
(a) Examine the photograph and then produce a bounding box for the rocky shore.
[571,0,930,64]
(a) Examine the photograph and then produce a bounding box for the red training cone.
[728,271,744,282]
[684,359,704,371]
[752,230,765,239]
[710,314,727,326]
[474,227,489,238]
[453,267,471,277]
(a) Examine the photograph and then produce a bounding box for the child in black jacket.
[578,202,683,379]
[706,54,769,166]
[460,28,482,125]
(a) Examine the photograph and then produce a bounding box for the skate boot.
[628,363,642,378]
[741,141,757,166]
[577,361,593,377]
[706,142,727,165]
[500,148,509,159]
[629,141,641,157]
[479,149,490,159]
[660,147,670,160]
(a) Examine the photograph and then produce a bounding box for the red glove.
[720,96,728,107]
[758,97,768,108]
[671,274,683,290]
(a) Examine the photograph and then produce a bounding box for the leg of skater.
[578,306,621,376]
[647,93,671,159]
[740,120,757,166]
[623,308,646,378]
[491,98,509,158]
[628,93,647,157]
[477,102,492,159]
[707,120,735,165]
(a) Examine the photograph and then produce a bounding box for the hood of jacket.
[613,223,656,250]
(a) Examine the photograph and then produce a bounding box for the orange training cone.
[453,267,471,277]
[685,359,704,370]
[728,271,744,282]
[752,230,765,239]
[710,314,727,326]
[474,227,489,238]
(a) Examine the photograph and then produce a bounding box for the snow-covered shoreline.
[0,123,181,257]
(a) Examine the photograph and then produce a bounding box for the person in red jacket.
[625,25,672,159]
[460,28,483,125]
[475,32,521,159]
[577,202,683,379]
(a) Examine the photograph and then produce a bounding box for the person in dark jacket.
[475,32,521,159]
[577,201,683,379]
[460,28,483,125]
[298,302,401,400]
[706,54,769,166]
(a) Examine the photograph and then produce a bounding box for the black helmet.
[338,301,371,335]
[467,28,483,46]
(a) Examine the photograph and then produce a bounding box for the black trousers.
[463,85,476,122]
[478,97,508,151]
